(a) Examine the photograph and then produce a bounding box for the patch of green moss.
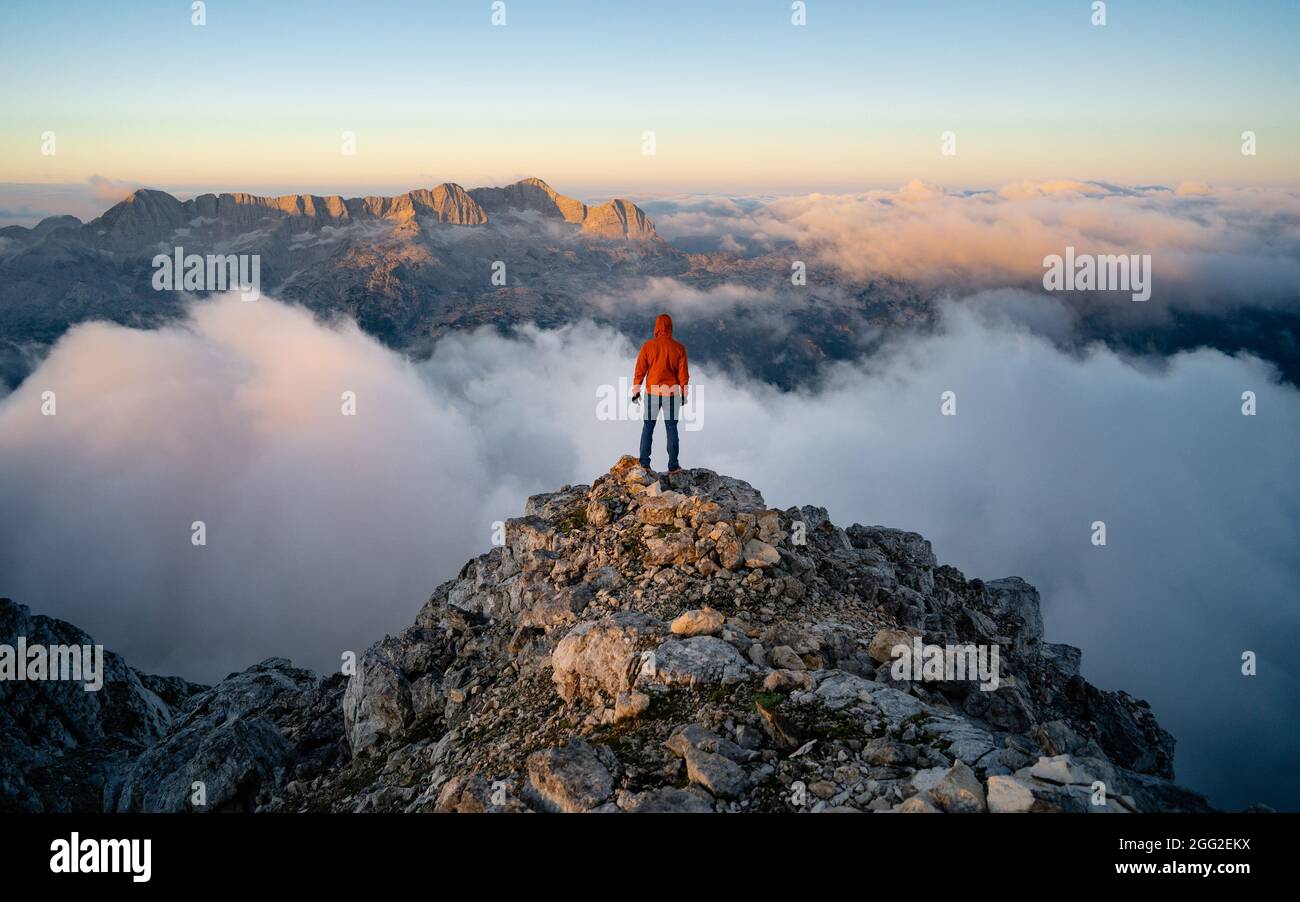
[707,682,742,704]
[557,507,589,534]
[815,713,865,742]
[620,534,645,562]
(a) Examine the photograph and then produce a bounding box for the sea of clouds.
[643,180,1300,323]
[0,291,1296,811]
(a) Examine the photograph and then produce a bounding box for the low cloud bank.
[0,295,1296,811]
[646,181,1300,318]
[87,174,142,206]
[0,177,144,227]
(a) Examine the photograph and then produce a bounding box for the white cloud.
[88,174,142,205]
[1175,180,1213,197]
[650,181,1300,316]
[583,276,777,317]
[0,294,1296,811]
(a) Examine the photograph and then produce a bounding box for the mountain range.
[0,176,924,392]
[2,176,1297,395]
[88,177,656,240]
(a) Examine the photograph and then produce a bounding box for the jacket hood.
[654,313,673,337]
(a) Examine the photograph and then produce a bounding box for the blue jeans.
[639,393,680,471]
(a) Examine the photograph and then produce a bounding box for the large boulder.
[929,760,988,813]
[639,636,753,689]
[109,658,318,812]
[981,577,1044,649]
[343,628,448,754]
[683,747,749,799]
[644,531,697,566]
[636,490,689,525]
[986,775,1036,813]
[551,612,666,706]
[867,628,913,665]
[671,607,725,637]
[742,539,781,569]
[525,739,616,813]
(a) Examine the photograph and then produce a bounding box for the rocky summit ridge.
[1,457,1213,814]
[80,176,657,243]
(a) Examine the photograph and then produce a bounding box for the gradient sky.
[1,0,1298,204]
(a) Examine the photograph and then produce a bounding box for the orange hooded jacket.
[633,313,689,397]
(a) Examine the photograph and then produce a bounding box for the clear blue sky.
[1,0,1297,194]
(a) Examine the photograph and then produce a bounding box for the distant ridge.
[468,177,656,239]
[86,177,656,241]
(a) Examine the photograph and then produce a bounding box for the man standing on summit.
[631,313,689,474]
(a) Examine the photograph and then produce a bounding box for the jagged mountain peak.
[468,178,657,239]
[92,187,189,239]
[583,197,655,240]
[320,456,1210,812]
[111,186,182,210]
[78,177,654,240]
[513,176,558,193]
[0,457,1214,813]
